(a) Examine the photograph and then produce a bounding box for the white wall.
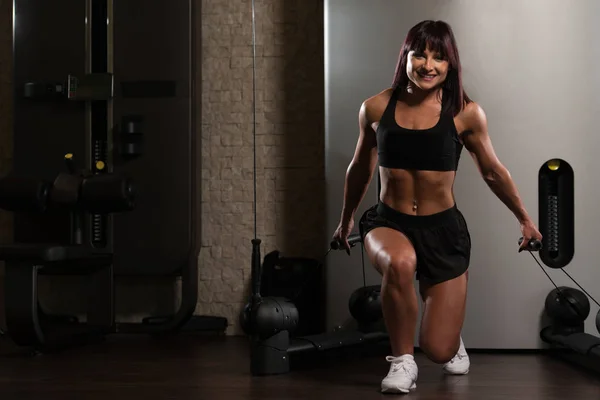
[325,0,600,348]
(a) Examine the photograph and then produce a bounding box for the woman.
[331,20,542,394]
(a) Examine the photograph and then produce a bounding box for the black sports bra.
[376,88,463,171]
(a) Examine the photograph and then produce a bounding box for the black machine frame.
[535,160,600,375]
[0,0,226,352]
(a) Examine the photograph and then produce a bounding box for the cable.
[527,252,563,293]
[559,263,600,308]
[251,0,257,240]
[527,251,600,307]
[247,0,263,307]
[360,243,367,288]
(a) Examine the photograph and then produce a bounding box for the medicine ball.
[596,309,600,335]
[544,286,590,326]
[348,285,382,325]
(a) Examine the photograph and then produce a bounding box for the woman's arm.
[340,100,379,223]
[460,102,542,246]
[332,99,379,252]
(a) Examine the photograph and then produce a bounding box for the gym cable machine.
[0,0,227,351]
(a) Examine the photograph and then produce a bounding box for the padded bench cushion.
[0,244,112,263]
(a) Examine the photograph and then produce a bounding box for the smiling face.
[392,20,467,115]
[406,47,449,92]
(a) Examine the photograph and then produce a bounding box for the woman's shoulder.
[360,87,395,121]
[456,100,487,133]
[363,87,394,105]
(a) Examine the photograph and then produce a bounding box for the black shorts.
[359,201,471,286]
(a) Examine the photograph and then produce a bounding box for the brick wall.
[197,0,325,335]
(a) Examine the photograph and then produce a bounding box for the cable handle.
[326,232,367,288]
[518,237,543,252]
[330,233,362,251]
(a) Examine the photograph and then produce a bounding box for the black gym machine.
[0,154,131,350]
[540,285,600,374]
[0,0,227,351]
[534,159,600,374]
[516,234,600,375]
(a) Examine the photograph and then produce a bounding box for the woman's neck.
[401,83,443,106]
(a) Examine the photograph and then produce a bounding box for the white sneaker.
[443,336,470,375]
[381,354,418,394]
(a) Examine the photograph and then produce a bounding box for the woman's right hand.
[332,218,354,255]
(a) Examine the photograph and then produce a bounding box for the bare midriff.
[378,167,457,215]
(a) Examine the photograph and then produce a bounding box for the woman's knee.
[378,250,416,286]
[419,334,459,364]
[364,229,416,285]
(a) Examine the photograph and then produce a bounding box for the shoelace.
[447,349,467,364]
[385,356,415,376]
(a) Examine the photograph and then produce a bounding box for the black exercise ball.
[348,285,382,325]
[596,309,600,335]
[544,286,590,326]
[240,296,299,338]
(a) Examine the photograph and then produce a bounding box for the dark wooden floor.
[0,333,599,399]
